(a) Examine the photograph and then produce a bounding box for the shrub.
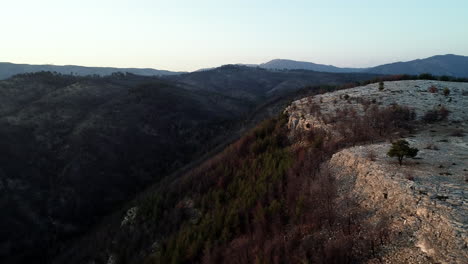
[428,86,438,93]
[422,109,439,123]
[439,106,450,120]
[387,139,419,166]
[378,81,384,91]
[422,106,450,123]
[443,87,450,96]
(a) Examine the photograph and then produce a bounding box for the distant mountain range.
[259,59,364,73]
[258,54,468,78]
[1,54,468,80]
[0,62,183,80]
[364,54,468,77]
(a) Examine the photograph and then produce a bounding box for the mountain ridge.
[365,54,468,77]
[259,54,468,77]
[3,54,468,80]
[259,58,364,73]
[0,62,184,80]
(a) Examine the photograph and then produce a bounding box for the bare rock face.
[121,207,139,227]
[285,80,468,263]
[328,145,467,263]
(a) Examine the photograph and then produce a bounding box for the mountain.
[167,64,378,103]
[259,55,468,78]
[366,54,468,77]
[5,54,468,82]
[259,59,363,73]
[0,62,183,80]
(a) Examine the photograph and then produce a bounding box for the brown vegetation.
[428,85,438,93]
[422,106,450,123]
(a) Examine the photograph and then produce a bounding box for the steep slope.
[286,80,468,263]
[329,136,467,263]
[53,114,378,264]
[366,54,468,77]
[0,62,183,80]
[0,72,247,263]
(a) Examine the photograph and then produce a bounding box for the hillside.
[52,79,467,264]
[167,65,379,103]
[0,62,183,80]
[0,69,383,263]
[0,72,247,263]
[366,54,468,77]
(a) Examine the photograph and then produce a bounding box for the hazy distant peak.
[0,62,184,80]
[259,54,468,77]
[366,54,468,77]
[259,59,364,73]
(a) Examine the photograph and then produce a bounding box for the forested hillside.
[0,72,243,263]
[0,69,381,263]
[54,78,422,263]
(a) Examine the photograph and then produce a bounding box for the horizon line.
[2,53,466,73]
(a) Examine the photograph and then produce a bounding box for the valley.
[0,68,379,263]
[49,79,467,264]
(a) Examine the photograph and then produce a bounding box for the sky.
[1,0,468,71]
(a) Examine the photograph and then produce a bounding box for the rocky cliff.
[286,80,468,263]
[329,144,467,263]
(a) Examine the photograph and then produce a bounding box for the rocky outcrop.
[286,80,468,134]
[328,145,467,264]
[121,207,139,227]
[285,80,468,263]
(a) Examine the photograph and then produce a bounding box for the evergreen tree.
[443,87,450,96]
[387,139,418,166]
[378,81,384,91]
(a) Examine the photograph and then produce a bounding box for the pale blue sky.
[1,0,467,71]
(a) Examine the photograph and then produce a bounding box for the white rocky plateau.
[286,80,468,263]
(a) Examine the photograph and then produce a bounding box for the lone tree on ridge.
[387,139,419,166]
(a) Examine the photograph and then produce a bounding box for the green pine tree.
[387,139,418,166]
